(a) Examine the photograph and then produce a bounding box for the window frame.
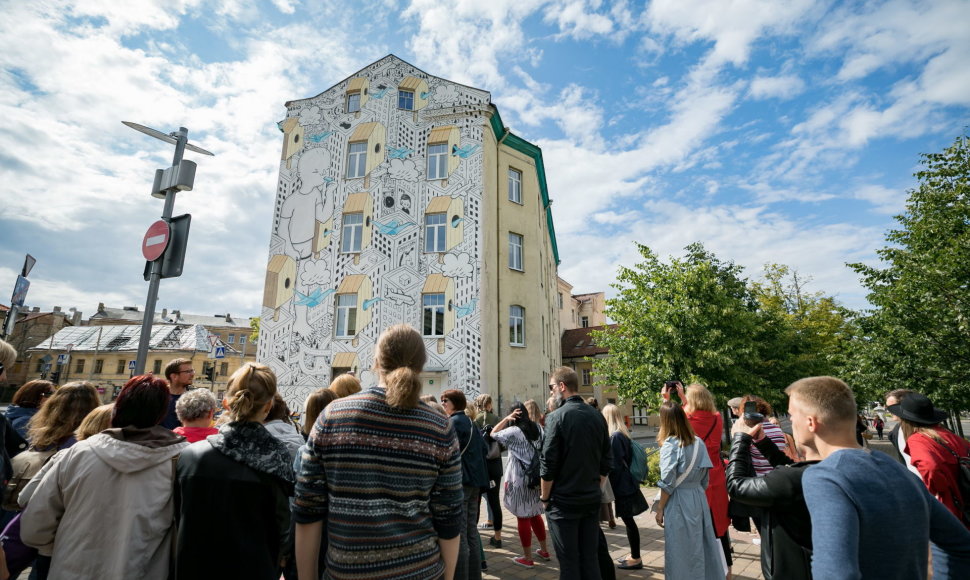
[509,305,525,346]
[94,359,104,374]
[422,293,446,337]
[335,294,358,338]
[427,142,449,180]
[346,91,361,113]
[347,141,367,179]
[116,359,126,374]
[341,212,364,253]
[508,168,522,204]
[424,212,447,253]
[398,90,414,110]
[582,368,592,385]
[75,358,86,374]
[581,316,589,328]
[508,232,524,271]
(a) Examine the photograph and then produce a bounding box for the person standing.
[21,375,189,579]
[175,363,295,580]
[887,393,970,528]
[540,367,611,580]
[793,376,970,579]
[473,393,503,550]
[653,401,726,580]
[161,358,195,429]
[490,402,551,569]
[885,389,919,472]
[4,381,54,440]
[601,404,645,570]
[873,415,885,440]
[294,325,462,580]
[441,389,488,580]
[665,382,732,574]
[172,388,219,443]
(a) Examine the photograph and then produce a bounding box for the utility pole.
[123,122,213,375]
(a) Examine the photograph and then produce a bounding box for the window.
[239,335,247,345]
[75,359,85,374]
[581,316,589,328]
[227,334,235,344]
[558,292,563,309]
[341,213,364,253]
[116,359,126,374]
[509,305,525,346]
[94,359,104,374]
[423,293,446,337]
[427,143,448,180]
[35,360,43,372]
[335,294,357,338]
[152,359,162,374]
[346,92,361,113]
[582,368,591,385]
[347,142,367,178]
[220,362,229,376]
[399,90,414,110]
[509,233,523,271]
[425,213,446,252]
[508,168,522,203]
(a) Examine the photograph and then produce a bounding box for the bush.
[644,448,662,487]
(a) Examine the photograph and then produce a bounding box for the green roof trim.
[488,107,560,265]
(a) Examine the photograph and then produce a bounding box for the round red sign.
[142,220,171,261]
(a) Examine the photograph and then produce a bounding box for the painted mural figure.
[278,147,335,260]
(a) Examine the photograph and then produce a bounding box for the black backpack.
[937,438,970,527]
[523,439,542,489]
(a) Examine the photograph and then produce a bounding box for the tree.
[249,317,260,343]
[848,135,970,410]
[751,264,857,408]
[592,243,763,408]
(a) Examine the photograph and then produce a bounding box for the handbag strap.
[673,437,701,489]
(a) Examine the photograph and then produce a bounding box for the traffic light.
[50,370,61,384]
[204,366,214,382]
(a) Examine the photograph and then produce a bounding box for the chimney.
[32,306,40,313]
[53,306,62,313]
[172,309,181,321]
[161,308,168,320]
[225,313,232,323]
[71,310,82,326]
[97,302,105,314]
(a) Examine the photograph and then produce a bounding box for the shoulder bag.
[651,437,701,513]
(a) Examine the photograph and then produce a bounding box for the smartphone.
[663,380,679,392]
[743,401,764,423]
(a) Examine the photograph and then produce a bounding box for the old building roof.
[90,305,252,328]
[560,324,617,359]
[27,324,237,354]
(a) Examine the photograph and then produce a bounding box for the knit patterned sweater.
[293,387,463,580]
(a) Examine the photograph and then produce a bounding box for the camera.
[663,380,679,393]
[743,401,764,424]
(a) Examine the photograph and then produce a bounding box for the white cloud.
[748,74,805,100]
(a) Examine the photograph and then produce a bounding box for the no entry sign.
[142,220,171,261]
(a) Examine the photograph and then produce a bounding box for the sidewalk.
[480,487,765,579]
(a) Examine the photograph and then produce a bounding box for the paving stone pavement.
[480,487,765,579]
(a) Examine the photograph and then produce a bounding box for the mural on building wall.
[259,55,493,410]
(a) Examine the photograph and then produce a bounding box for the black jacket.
[540,395,612,511]
[888,423,904,460]
[175,425,294,580]
[1,414,27,482]
[726,433,818,580]
[451,411,489,489]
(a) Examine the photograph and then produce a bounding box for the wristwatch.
[539,497,550,502]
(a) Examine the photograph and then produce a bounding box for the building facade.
[259,55,561,411]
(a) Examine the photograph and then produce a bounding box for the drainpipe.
[495,126,511,409]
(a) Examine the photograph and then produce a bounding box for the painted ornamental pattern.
[259,55,491,409]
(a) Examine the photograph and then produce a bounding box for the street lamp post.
[123,122,213,375]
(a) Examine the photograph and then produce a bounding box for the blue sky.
[1,0,968,322]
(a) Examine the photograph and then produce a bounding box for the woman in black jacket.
[174,363,294,580]
[726,419,819,580]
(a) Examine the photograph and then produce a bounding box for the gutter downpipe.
[496,126,511,411]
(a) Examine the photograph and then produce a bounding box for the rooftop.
[27,324,238,354]
[561,324,616,359]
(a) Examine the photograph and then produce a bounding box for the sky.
[1,0,968,323]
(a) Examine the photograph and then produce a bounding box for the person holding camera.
[738,396,788,477]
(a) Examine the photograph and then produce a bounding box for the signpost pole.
[134,128,187,375]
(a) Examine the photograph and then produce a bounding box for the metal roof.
[27,324,237,354]
[90,307,252,328]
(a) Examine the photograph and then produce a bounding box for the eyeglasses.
[549,382,559,390]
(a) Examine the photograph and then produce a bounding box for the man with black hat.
[789,376,970,579]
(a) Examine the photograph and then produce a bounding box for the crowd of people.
[1,334,970,580]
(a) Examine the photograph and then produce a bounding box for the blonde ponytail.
[374,325,426,410]
[225,362,277,422]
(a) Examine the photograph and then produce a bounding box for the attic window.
[575,340,585,347]
[105,336,132,349]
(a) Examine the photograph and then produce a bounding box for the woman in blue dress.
[653,401,726,580]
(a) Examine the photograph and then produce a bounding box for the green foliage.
[249,317,260,343]
[645,448,662,487]
[592,243,762,409]
[847,134,970,409]
[593,245,854,412]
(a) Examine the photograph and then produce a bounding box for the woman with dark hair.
[20,375,188,579]
[441,388,488,580]
[889,393,970,528]
[654,401,726,580]
[294,324,462,580]
[5,380,54,440]
[175,363,295,579]
[739,395,788,476]
[490,402,551,569]
[264,393,305,460]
